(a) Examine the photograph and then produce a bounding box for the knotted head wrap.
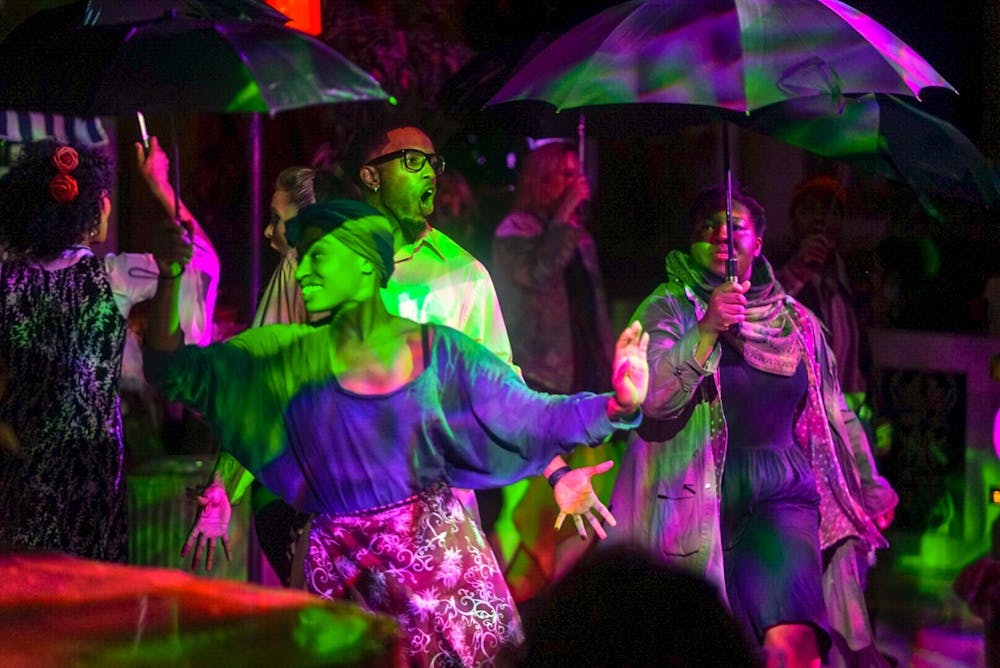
[285,199,395,288]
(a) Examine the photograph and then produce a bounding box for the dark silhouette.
[519,546,760,667]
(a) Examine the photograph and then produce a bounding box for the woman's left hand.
[609,321,649,418]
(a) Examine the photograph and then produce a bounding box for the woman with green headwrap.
[143,200,649,666]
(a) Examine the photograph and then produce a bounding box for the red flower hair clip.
[52,146,80,173]
[50,146,80,203]
[49,173,79,203]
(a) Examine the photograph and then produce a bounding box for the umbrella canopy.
[488,0,955,113]
[0,13,389,117]
[747,93,1000,213]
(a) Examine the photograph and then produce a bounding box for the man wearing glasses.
[355,124,515,373]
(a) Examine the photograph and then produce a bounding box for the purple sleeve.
[142,326,301,475]
[433,327,639,489]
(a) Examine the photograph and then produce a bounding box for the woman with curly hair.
[0,139,204,562]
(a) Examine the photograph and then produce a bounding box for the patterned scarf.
[664,250,803,376]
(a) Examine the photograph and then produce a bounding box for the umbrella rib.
[811,0,955,97]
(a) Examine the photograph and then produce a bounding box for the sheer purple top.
[144,323,635,514]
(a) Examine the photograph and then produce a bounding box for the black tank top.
[719,338,807,450]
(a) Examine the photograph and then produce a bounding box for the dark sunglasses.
[367,149,446,176]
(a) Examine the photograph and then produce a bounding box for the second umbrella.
[0,13,389,117]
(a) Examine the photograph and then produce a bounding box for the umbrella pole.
[722,121,740,335]
[722,121,737,281]
[249,113,263,325]
[170,114,181,226]
[577,113,586,169]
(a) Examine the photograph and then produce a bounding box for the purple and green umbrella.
[487,0,956,280]
[489,0,953,112]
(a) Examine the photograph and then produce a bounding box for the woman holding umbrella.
[142,199,649,666]
[608,184,897,667]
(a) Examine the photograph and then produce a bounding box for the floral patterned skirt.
[304,482,523,666]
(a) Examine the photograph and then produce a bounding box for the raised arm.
[136,136,199,230]
[145,218,193,353]
[136,135,220,346]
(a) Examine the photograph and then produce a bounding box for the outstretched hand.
[553,460,618,540]
[610,321,649,417]
[181,476,232,572]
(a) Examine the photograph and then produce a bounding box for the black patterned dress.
[0,252,129,562]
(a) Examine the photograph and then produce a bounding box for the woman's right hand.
[698,279,750,335]
[135,135,170,189]
[181,476,232,572]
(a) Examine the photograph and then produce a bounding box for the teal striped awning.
[0,111,108,146]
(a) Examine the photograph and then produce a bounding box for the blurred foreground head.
[521,546,760,667]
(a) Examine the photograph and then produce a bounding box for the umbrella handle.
[136,111,150,150]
